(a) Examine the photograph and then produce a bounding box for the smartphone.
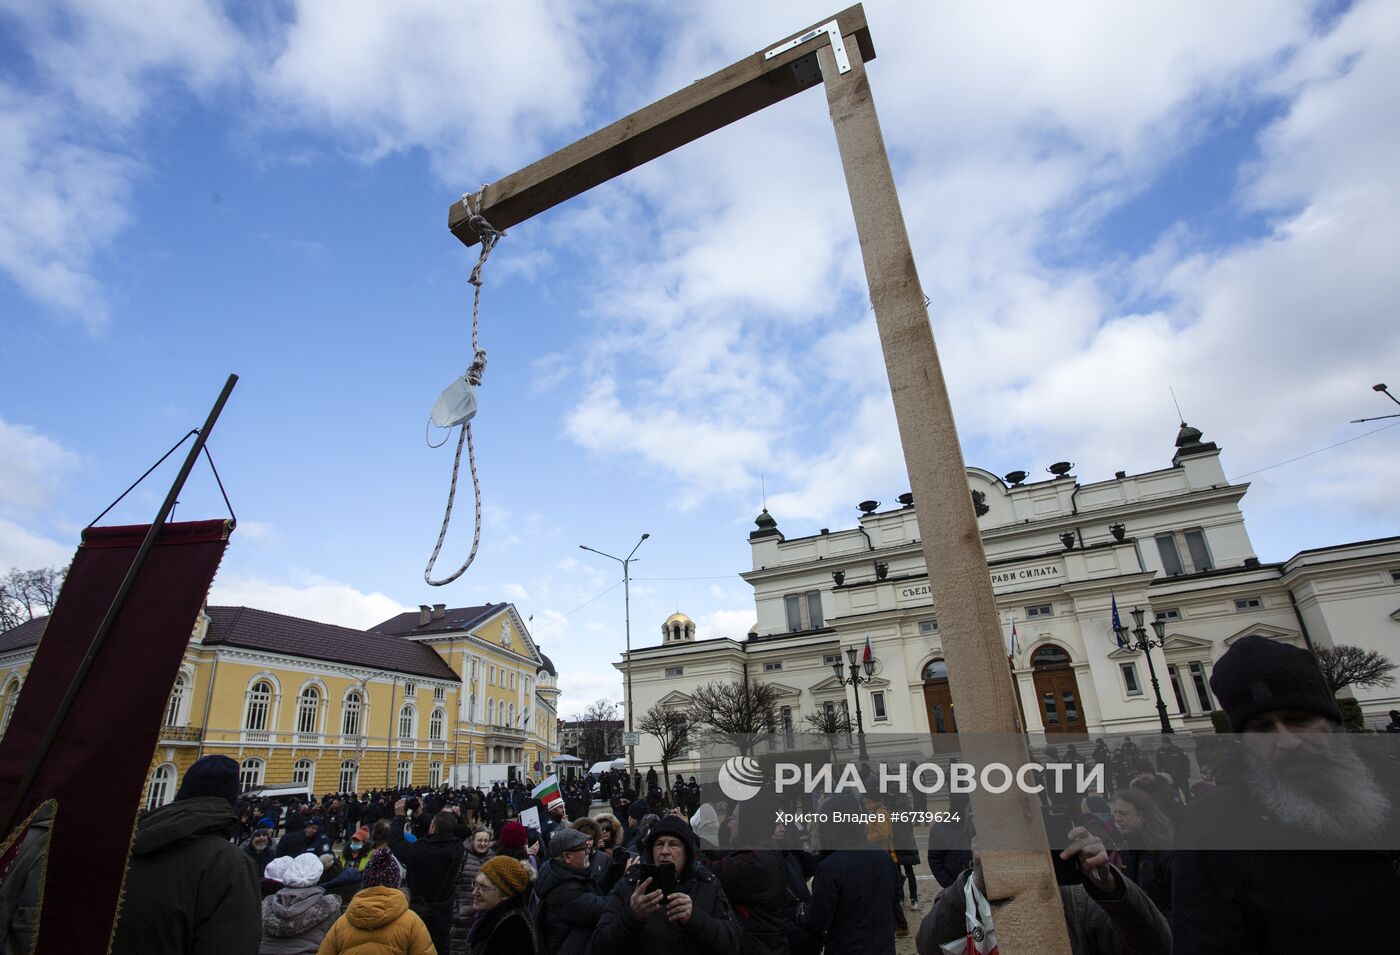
[636,861,677,899]
[1042,806,1084,886]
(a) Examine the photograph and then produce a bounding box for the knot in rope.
[466,347,488,387]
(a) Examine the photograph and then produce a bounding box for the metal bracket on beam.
[765,20,850,74]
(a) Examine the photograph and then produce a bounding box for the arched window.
[508,703,515,726]
[296,686,321,735]
[245,680,272,731]
[398,704,415,739]
[339,759,358,793]
[2,679,23,733]
[922,658,948,681]
[342,690,363,737]
[396,760,412,788]
[1032,645,1072,668]
[239,757,264,789]
[429,708,445,741]
[487,699,495,725]
[147,763,176,809]
[428,761,443,787]
[165,673,187,726]
[468,693,476,722]
[293,758,315,790]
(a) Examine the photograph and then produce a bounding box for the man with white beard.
[1171,636,1400,954]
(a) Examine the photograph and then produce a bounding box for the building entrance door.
[922,659,959,753]
[1031,645,1083,735]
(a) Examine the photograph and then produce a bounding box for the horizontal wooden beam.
[449,4,875,246]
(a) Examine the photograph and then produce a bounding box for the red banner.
[0,520,230,954]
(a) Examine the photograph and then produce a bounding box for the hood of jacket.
[263,885,338,938]
[535,857,591,898]
[346,885,409,931]
[132,796,237,857]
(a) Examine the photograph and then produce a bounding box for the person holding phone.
[592,816,741,954]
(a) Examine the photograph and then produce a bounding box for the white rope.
[424,191,500,587]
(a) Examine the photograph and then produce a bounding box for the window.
[397,761,412,788]
[1026,604,1053,618]
[342,690,363,736]
[1234,597,1262,611]
[434,686,445,701]
[1167,664,1191,716]
[523,678,530,695]
[918,619,939,634]
[398,704,415,739]
[1189,662,1214,710]
[665,666,685,678]
[1156,535,1185,577]
[872,692,887,721]
[239,758,264,790]
[339,760,358,793]
[429,708,445,741]
[823,653,842,667]
[784,590,824,631]
[293,758,315,790]
[468,693,477,722]
[923,658,948,680]
[509,672,516,690]
[0,681,20,733]
[147,764,175,810]
[164,673,186,726]
[296,686,320,735]
[428,761,443,787]
[244,680,272,731]
[1184,528,1213,572]
[470,659,479,680]
[508,703,515,726]
[489,666,496,686]
[1157,608,1181,621]
[1120,662,1142,696]
[1391,570,1400,584]
[763,661,783,672]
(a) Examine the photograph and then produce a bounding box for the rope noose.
[424,192,500,586]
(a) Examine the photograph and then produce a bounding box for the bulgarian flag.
[532,774,562,806]
[1007,615,1018,659]
[863,634,874,665]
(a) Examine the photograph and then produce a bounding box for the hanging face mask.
[429,375,479,430]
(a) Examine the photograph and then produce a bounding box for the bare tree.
[571,699,620,766]
[1315,644,1397,694]
[684,679,782,756]
[0,566,67,633]
[803,706,855,760]
[638,704,689,800]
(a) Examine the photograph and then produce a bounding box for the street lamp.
[830,645,877,760]
[580,533,649,774]
[1113,607,1175,734]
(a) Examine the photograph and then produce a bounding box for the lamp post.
[1113,607,1175,734]
[580,533,649,774]
[831,645,877,761]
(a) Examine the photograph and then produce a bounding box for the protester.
[245,827,277,872]
[260,852,341,954]
[1109,788,1173,916]
[926,792,972,888]
[467,856,540,955]
[111,754,261,955]
[535,827,610,955]
[496,820,535,869]
[1153,736,1192,802]
[316,847,435,955]
[341,827,372,872]
[807,799,900,955]
[389,801,465,955]
[593,815,742,954]
[592,813,625,858]
[916,830,1170,955]
[705,799,792,955]
[450,827,495,955]
[1171,635,1400,952]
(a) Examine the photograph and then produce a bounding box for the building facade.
[618,425,1400,772]
[0,600,562,808]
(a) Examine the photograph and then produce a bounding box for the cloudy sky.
[3,0,1397,718]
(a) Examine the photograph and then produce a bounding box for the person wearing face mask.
[450,827,496,955]
[341,827,372,872]
[245,827,277,873]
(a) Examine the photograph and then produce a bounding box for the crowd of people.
[23,634,1393,954]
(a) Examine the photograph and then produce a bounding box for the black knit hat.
[174,754,240,807]
[642,815,698,858]
[1209,635,1342,731]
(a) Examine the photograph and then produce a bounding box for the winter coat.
[706,848,792,955]
[592,829,742,955]
[1170,779,1400,954]
[806,849,899,955]
[450,847,494,955]
[316,886,434,955]
[925,818,972,888]
[111,796,262,955]
[389,818,464,951]
[535,858,610,955]
[246,842,279,874]
[466,893,541,955]
[261,885,341,954]
[1117,847,1172,917]
[918,867,1169,955]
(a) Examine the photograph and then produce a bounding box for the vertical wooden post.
[818,41,1071,954]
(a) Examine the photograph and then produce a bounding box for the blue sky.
[3,0,1398,716]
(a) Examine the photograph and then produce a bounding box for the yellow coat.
[316,886,436,955]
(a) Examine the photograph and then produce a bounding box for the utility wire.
[531,579,624,633]
[633,575,737,581]
[1232,420,1400,480]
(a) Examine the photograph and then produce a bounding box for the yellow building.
[0,600,561,808]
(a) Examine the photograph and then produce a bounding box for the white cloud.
[0,519,72,571]
[694,608,755,641]
[0,418,80,515]
[501,581,530,601]
[208,573,408,630]
[555,669,624,720]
